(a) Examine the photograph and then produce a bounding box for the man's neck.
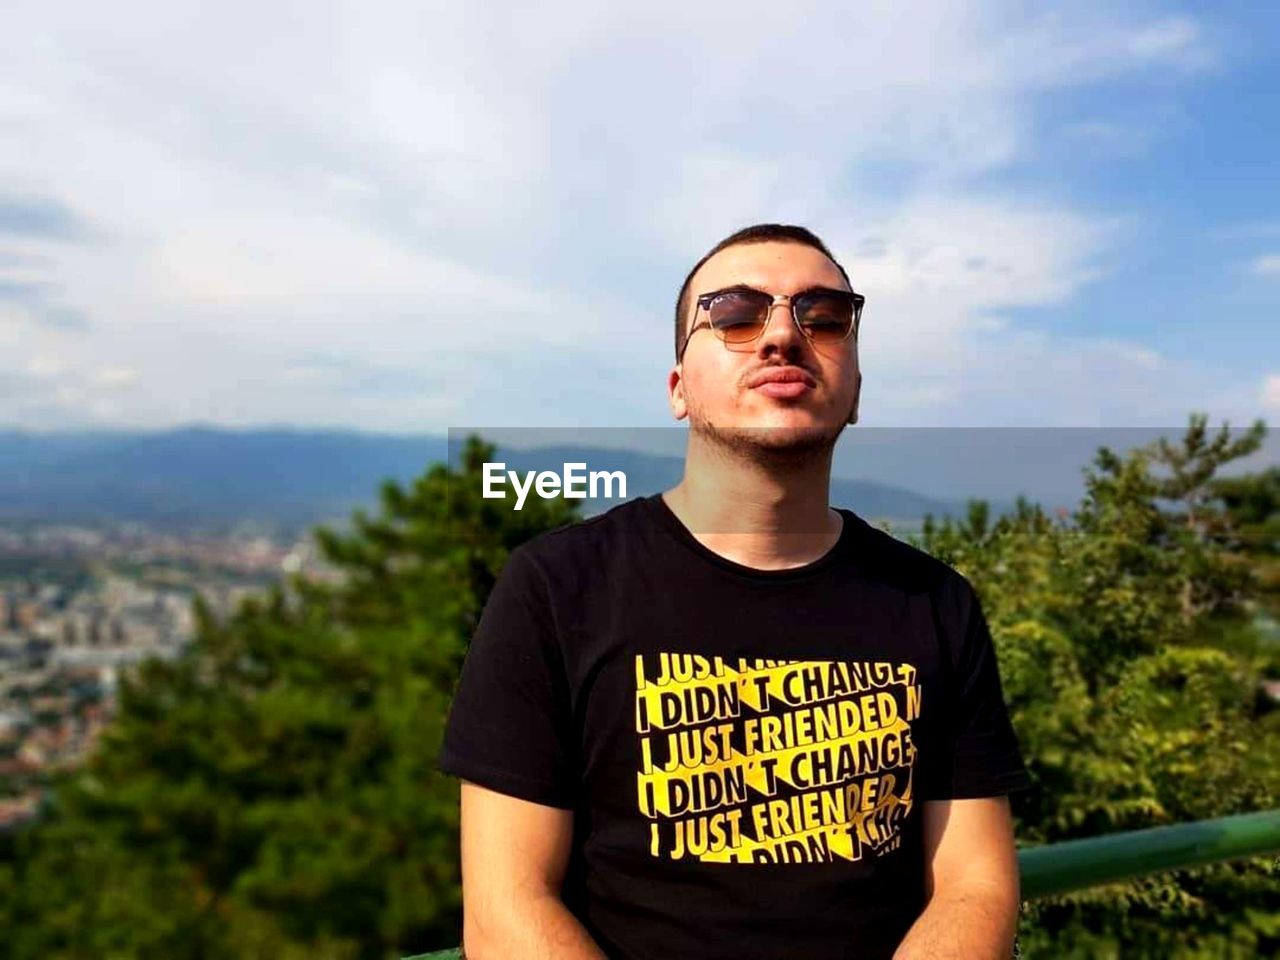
[662,432,844,571]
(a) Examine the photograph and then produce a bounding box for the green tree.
[1211,465,1280,662]
[1148,414,1266,626]
[915,415,1280,958]
[0,435,577,960]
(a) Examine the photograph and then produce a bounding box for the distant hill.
[0,427,1009,534]
[0,427,447,533]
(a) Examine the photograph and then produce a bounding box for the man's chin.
[693,417,846,459]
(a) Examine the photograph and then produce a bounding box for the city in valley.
[0,523,336,831]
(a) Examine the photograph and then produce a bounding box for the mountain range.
[0,427,1004,534]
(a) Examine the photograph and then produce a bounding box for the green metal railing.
[405,807,1280,960]
[1018,807,1280,899]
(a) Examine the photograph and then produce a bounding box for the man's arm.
[892,796,1022,960]
[458,780,608,960]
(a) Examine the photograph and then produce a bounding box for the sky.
[1,1,1278,433]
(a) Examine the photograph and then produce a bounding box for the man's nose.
[756,298,808,356]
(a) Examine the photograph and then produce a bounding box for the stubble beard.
[685,391,855,471]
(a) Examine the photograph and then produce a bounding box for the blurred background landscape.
[1,419,1278,957]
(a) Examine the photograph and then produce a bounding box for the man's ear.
[667,365,688,421]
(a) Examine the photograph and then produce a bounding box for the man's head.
[668,224,863,462]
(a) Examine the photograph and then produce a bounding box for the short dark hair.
[673,223,853,361]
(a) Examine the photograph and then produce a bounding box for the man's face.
[669,240,861,455]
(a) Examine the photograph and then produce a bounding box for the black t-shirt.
[437,494,1032,960]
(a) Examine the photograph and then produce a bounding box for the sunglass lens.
[797,293,854,342]
[709,292,769,343]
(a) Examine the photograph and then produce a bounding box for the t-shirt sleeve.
[436,544,579,809]
[922,573,1033,800]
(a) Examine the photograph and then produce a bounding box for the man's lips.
[747,366,817,399]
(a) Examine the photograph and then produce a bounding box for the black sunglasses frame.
[678,285,865,362]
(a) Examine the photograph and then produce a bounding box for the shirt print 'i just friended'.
[635,652,920,865]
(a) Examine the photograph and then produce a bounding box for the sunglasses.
[679,285,864,361]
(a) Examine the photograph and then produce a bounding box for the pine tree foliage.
[0,436,577,959]
[915,415,1280,958]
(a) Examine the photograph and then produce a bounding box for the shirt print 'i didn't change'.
[635,653,921,865]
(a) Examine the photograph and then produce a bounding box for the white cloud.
[1127,17,1204,65]
[1263,375,1280,414]
[0,0,1236,429]
[25,354,68,378]
[1248,254,1280,277]
[93,367,139,387]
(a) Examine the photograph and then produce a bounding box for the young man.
[437,224,1033,959]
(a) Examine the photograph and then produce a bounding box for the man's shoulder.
[841,512,968,597]
[511,495,652,570]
